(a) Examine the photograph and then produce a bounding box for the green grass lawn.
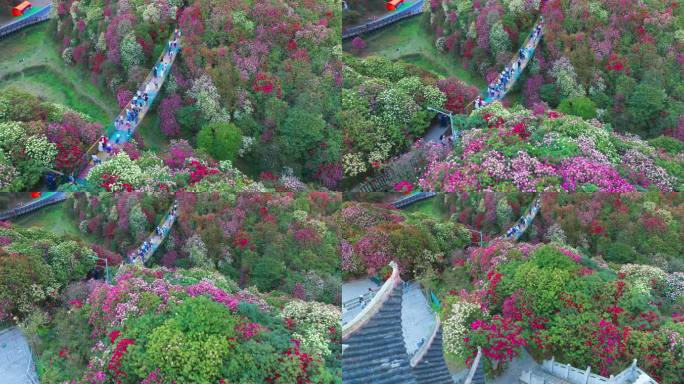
[0,23,118,123]
[402,198,449,220]
[12,203,83,237]
[347,16,487,89]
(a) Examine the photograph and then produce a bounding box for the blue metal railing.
[0,192,66,221]
[391,191,436,209]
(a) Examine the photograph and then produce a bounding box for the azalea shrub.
[450,239,683,382]
[341,54,455,184]
[0,89,103,191]
[418,103,683,192]
[35,266,341,383]
[339,200,471,280]
[0,221,96,320]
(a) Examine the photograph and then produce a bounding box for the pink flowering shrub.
[417,103,680,192]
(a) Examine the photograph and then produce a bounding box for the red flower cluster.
[187,160,219,184]
[108,337,135,382]
[100,174,133,192]
[266,339,320,384]
[605,54,630,75]
[233,232,250,249]
[394,181,413,195]
[469,315,527,362]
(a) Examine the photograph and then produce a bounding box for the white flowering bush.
[86,152,144,190]
[62,47,74,64]
[550,57,586,99]
[25,136,58,167]
[281,300,340,358]
[441,298,481,359]
[188,75,230,123]
[142,2,162,24]
[343,153,367,176]
[619,264,667,295]
[238,136,255,157]
[0,121,26,150]
[0,158,18,191]
[120,32,143,69]
[368,141,392,165]
[664,272,684,301]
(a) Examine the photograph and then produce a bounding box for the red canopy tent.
[12,1,32,17]
[386,0,404,11]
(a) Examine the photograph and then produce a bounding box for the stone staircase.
[411,327,454,383]
[343,285,417,383]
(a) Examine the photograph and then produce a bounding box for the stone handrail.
[0,192,66,221]
[537,357,658,384]
[0,3,52,39]
[342,261,401,340]
[463,346,483,384]
[342,0,424,39]
[409,314,440,367]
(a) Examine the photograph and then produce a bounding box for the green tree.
[627,83,667,135]
[279,107,326,161]
[197,122,242,162]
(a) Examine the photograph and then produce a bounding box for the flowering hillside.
[0,89,104,191]
[418,102,684,192]
[55,0,342,187]
[0,221,96,323]
[428,0,683,139]
[70,192,342,304]
[33,266,341,383]
[340,195,683,383]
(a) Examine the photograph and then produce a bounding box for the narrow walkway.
[475,18,544,109]
[402,282,435,356]
[342,278,380,325]
[127,201,178,265]
[77,30,182,181]
[0,1,51,40]
[342,0,424,39]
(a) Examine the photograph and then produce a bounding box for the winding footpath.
[349,17,544,192]
[1,30,184,264]
[76,31,182,183]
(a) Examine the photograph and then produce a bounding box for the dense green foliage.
[33,266,341,383]
[0,222,96,322]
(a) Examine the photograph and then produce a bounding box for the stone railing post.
[410,315,440,367]
[583,366,591,384]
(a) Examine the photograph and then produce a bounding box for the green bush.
[558,96,597,119]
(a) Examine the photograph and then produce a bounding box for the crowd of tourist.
[128,201,179,264]
[475,17,544,109]
[80,29,182,177]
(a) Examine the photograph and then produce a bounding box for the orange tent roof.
[386,0,403,11]
[12,1,31,16]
